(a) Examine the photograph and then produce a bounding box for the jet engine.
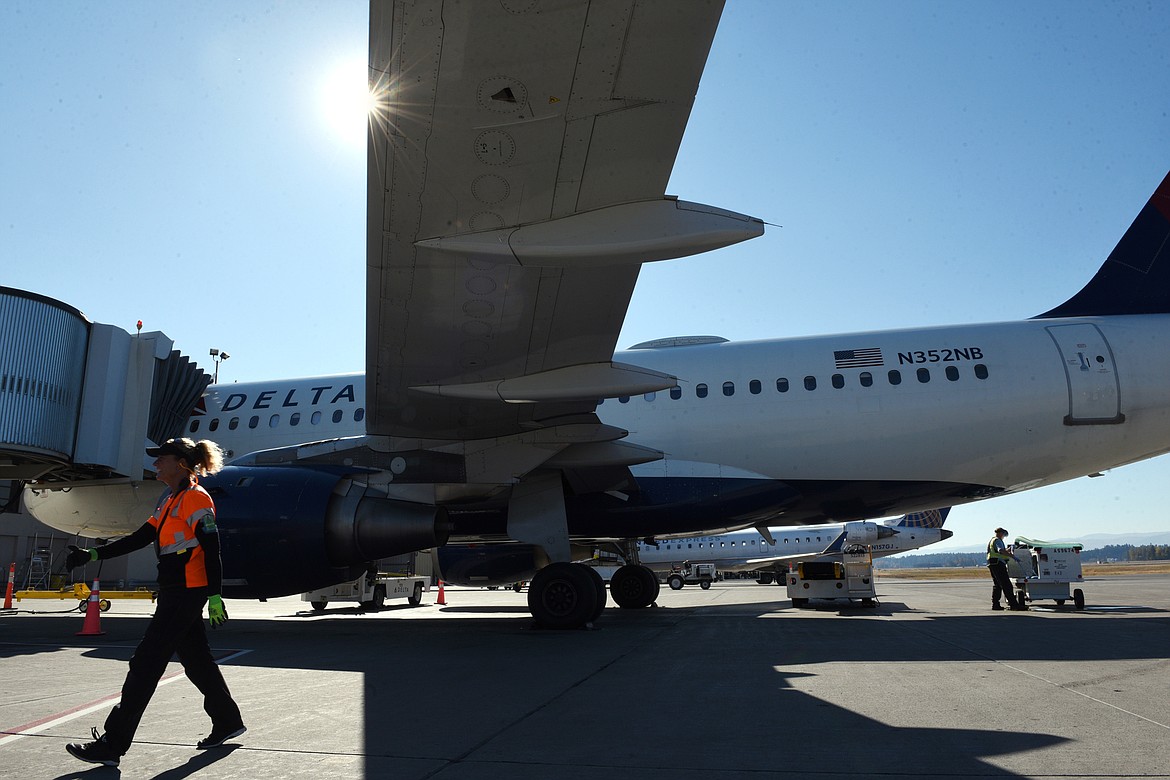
[841,521,896,545]
[205,465,449,599]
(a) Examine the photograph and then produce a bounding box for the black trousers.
[987,561,1018,607]
[103,587,241,754]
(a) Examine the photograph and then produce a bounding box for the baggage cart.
[1009,537,1085,609]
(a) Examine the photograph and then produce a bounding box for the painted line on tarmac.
[0,648,251,747]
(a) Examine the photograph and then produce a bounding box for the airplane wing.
[365,0,762,444]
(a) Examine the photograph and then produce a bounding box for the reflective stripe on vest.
[987,538,1012,564]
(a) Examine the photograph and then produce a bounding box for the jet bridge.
[0,286,209,491]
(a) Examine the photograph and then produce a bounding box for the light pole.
[209,348,230,384]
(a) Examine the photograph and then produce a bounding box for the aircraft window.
[290,413,301,426]
[332,409,344,423]
[208,418,219,432]
[248,415,259,429]
[917,368,930,383]
[189,419,199,433]
[831,374,845,389]
[669,387,682,400]
[355,408,365,422]
[945,366,959,381]
[804,376,816,391]
[228,417,239,430]
[269,414,279,428]
[311,411,322,425]
[722,382,734,396]
[644,392,656,401]
[975,363,989,379]
[720,541,725,547]
[749,379,761,394]
[776,378,789,393]
[696,384,708,398]
[888,370,902,385]
[860,372,873,387]
[619,396,630,403]
[688,543,693,548]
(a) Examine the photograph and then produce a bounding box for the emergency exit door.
[1045,324,1124,425]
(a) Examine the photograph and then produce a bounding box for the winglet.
[1037,170,1170,318]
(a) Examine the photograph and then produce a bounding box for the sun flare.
[319,55,374,150]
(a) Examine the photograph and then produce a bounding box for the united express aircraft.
[23,1,1170,628]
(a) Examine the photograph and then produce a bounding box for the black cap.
[146,439,194,463]
[995,527,1008,535]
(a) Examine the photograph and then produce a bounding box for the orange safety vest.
[150,481,215,589]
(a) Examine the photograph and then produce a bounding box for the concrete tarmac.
[2,575,1168,779]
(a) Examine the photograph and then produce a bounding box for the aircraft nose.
[940,529,954,540]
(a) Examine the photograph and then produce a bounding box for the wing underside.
[365,0,760,443]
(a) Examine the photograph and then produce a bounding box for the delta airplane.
[634,509,952,583]
[18,1,1170,630]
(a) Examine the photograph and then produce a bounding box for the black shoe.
[991,604,1005,611]
[66,727,121,767]
[197,723,246,749]
[1010,604,1028,611]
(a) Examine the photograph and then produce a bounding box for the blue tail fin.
[1038,170,1170,318]
[891,507,950,528]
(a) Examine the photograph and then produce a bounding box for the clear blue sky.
[3,2,1169,550]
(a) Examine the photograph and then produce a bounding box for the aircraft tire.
[610,564,658,609]
[756,573,774,585]
[527,562,599,630]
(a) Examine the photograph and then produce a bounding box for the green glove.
[208,595,228,628]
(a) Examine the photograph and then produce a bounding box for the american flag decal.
[834,348,884,369]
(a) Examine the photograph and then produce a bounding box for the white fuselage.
[24,314,1170,538]
[635,520,946,572]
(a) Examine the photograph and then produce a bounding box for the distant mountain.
[920,530,1170,554]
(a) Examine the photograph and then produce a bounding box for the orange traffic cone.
[436,580,446,606]
[76,579,106,636]
[3,562,14,610]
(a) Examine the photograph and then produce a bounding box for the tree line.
[875,543,1170,569]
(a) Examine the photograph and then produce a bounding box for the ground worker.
[63,438,245,767]
[986,527,1026,611]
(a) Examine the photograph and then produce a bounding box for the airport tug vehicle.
[664,562,718,590]
[787,548,877,607]
[302,569,428,611]
[1009,538,1085,609]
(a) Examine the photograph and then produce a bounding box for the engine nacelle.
[434,544,551,587]
[205,465,450,599]
[842,521,895,544]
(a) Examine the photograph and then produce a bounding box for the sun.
[319,54,375,151]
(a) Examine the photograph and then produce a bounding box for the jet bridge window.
[722,382,734,396]
[776,378,789,393]
[696,384,708,398]
[749,379,761,394]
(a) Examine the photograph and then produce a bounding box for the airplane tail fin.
[1038,170,1170,318]
[890,507,950,529]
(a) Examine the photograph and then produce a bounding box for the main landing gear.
[527,562,659,629]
